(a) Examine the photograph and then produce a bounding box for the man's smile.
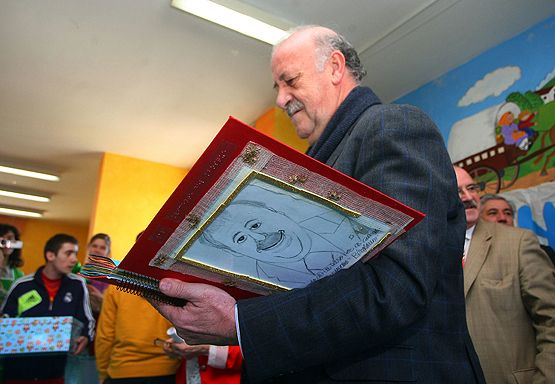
[257,230,285,252]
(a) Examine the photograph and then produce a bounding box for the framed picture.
[83,117,423,299]
[171,171,392,290]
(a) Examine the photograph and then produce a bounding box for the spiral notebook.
[80,116,424,303]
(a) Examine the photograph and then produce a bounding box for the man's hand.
[150,278,238,346]
[72,336,89,355]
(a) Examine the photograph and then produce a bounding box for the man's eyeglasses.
[458,183,481,195]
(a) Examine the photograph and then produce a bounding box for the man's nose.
[250,232,266,242]
[459,189,473,201]
[275,88,292,110]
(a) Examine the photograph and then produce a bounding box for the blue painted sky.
[395,15,555,142]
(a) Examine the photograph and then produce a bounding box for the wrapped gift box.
[0,316,83,355]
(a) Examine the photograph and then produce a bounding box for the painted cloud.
[537,67,555,90]
[458,66,521,107]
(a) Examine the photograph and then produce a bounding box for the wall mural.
[453,78,555,194]
[396,15,555,246]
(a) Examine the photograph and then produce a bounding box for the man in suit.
[480,193,555,265]
[151,26,485,383]
[455,167,555,384]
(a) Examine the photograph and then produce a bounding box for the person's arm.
[207,345,242,371]
[518,231,555,382]
[86,283,104,316]
[73,276,96,342]
[163,339,209,359]
[95,286,118,381]
[0,279,21,316]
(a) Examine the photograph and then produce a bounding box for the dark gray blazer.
[237,101,485,383]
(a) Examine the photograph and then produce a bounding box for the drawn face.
[480,199,514,226]
[208,202,312,263]
[454,167,481,228]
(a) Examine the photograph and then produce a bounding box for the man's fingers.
[159,278,213,302]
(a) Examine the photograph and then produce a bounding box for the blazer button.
[199,364,207,371]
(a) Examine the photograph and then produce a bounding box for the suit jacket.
[237,89,485,383]
[465,220,555,384]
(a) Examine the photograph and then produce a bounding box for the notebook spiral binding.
[115,270,187,307]
[79,254,186,307]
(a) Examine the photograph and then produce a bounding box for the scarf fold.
[307,86,381,162]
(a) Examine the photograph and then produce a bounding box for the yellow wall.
[255,107,309,153]
[89,153,188,261]
[0,214,88,275]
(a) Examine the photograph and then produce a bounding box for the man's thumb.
[159,278,191,299]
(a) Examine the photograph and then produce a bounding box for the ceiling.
[1,0,555,225]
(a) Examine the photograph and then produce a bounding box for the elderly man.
[480,193,555,264]
[151,26,484,383]
[455,167,555,384]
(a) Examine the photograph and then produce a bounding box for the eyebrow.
[272,72,300,90]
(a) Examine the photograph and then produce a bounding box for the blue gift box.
[0,316,83,355]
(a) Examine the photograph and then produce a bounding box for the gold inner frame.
[174,170,365,290]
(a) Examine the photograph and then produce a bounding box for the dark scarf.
[307,86,381,162]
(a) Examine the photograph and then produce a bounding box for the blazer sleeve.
[237,104,465,381]
[518,231,555,382]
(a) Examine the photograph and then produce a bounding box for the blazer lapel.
[464,221,492,297]
[327,124,355,167]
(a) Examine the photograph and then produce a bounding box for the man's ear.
[45,251,56,262]
[328,50,347,85]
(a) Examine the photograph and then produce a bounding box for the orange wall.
[89,153,188,261]
[0,214,88,274]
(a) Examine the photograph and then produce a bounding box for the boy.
[0,233,95,383]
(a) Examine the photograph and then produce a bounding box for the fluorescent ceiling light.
[0,189,50,203]
[172,0,288,45]
[0,206,43,218]
[0,165,60,182]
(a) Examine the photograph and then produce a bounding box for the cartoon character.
[498,111,530,150]
[518,110,537,139]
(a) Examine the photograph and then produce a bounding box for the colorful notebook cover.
[80,116,424,301]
